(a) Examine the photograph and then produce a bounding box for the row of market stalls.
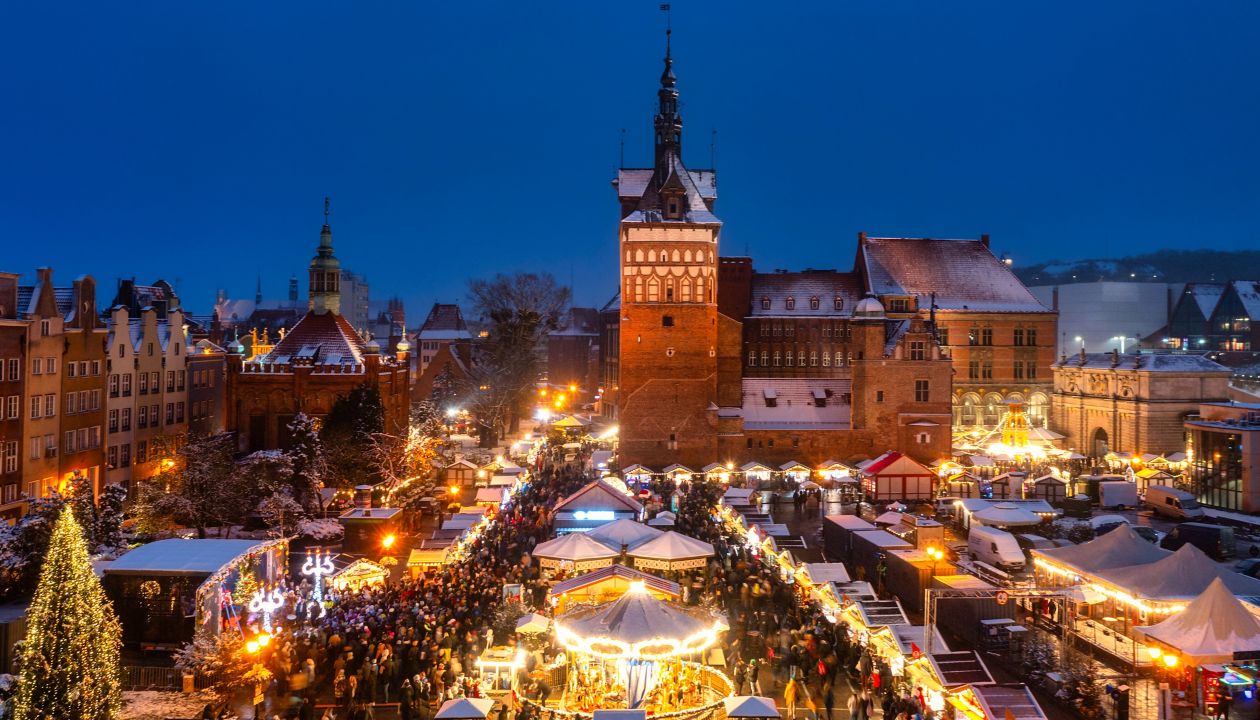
[532,519,716,577]
[716,497,1048,720]
[1032,525,1260,715]
[620,460,855,487]
[408,468,533,572]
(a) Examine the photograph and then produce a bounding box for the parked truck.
[1099,481,1139,510]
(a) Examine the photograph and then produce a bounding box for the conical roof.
[1137,578,1260,663]
[1035,524,1170,575]
[584,519,664,551]
[628,530,715,561]
[435,699,496,720]
[558,586,717,647]
[532,533,620,562]
[1098,543,1260,601]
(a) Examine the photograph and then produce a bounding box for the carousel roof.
[1096,543,1260,601]
[1034,524,1170,575]
[532,533,621,562]
[435,698,496,719]
[628,531,715,561]
[584,518,665,550]
[971,503,1042,527]
[1137,578,1260,662]
[558,586,720,646]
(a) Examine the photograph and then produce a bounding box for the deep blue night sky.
[2,2,1258,317]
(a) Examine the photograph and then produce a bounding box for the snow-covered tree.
[13,508,121,720]
[139,432,248,537]
[0,493,68,599]
[286,412,326,512]
[257,492,304,537]
[174,630,271,702]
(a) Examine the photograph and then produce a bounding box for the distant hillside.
[1015,249,1260,286]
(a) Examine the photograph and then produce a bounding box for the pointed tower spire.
[653,14,682,183]
[309,196,341,315]
[255,273,263,305]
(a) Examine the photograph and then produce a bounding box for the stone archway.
[1092,427,1110,458]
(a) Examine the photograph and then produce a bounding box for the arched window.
[635,249,645,262]
[1028,393,1049,427]
[835,351,844,366]
[798,351,806,366]
[696,277,705,303]
[822,353,830,367]
[834,296,844,311]
[983,393,1003,425]
[684,249,693,263]
[786,297,796,310]
[625,250,631,263]
[680,278,692,302]
[665,277,675,302]
[761,296,771,309]
[635,276,645,302]
[647,276,660,302]
[672,250,681,263]
[810,296,820,310]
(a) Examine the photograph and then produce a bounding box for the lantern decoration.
[301,549,335,618]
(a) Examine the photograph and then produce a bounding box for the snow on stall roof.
[1034,524,1170,575]
[1053,352,1230,373]
[1096,543,1260,601]
[105,539,268,576]
[859,237,1049,313]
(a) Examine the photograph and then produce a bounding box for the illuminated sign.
[573,510,616,522]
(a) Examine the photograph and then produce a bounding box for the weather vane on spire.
[661,3,671,54]
[323,196,331,224]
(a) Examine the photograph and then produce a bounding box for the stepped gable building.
[854,235,1057,429]
[226,201,409,452]
[613,38,953,469]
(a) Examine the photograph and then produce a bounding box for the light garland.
[553,619,725,661]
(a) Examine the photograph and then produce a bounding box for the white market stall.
[533,532,620,573]
[628,531,716,572]
[584,518,665,552]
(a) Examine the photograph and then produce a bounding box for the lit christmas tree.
[14,507,122,720]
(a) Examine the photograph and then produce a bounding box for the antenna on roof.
[661,4,672,51]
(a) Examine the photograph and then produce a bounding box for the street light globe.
[1146,646,1162,660]
[382,534,396,549]
[257,633,271,647]
[1163,654,1179,669]
[246,640,260,654]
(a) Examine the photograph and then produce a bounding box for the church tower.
[614,32,721,467]
[309,197,341,315]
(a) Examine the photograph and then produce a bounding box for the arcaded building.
[226,206,409,452]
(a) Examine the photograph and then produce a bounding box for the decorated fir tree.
[14,507,122,720]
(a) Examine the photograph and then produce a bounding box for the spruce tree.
[14,507,122,720]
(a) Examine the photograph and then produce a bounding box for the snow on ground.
[121,690,217,720]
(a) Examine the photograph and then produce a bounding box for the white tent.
[971,503,1042,528]
[723,696,781,719]
[584,518,665,551]
[1137,578,1260,663]
[436,698,496,720]
[873,511,904,526]
[628,531,715,571]
[1097,543,1260,601]
[647,511,676,528]
[533,533,620,570]
[1034,524,1171,576]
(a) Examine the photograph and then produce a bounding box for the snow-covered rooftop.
[105,539,268,576]
[859,237,1050,313]
[741,378,852,431]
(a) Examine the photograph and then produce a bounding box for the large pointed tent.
[584,518,665,551]
[532,533,620,571]
[1095,543,1260,602]
[435,698,496,719]
[627,530,715,571]
[1136,578,1260,663]
[1033,524,1170,577]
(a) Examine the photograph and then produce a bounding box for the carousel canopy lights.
[553,587,727,661]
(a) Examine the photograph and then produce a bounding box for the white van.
[1144,485,1205,520]
[968,524,1026,573]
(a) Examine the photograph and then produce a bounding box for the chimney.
[1111,348,1120,367]
[1052,287,1059,311]
[858,231,867,244]
[980,234,991,249]
[354,484,373,510]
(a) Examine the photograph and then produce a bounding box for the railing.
[121,665,213,691]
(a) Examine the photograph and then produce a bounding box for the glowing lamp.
[246,640,260,654]
[382,534,396,549]
[1147,647,1162,660]
[448,486,460,496]
[1163,655,1179,669]
[257,633,270,647]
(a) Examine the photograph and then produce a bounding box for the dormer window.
[785,297,795,310]
[761,296,771,310]
[834,296,844,311]
[809,296,820,310]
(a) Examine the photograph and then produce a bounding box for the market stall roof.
[723,488,758,505]
[779,460,810,472]
[104,539,269,577]
[553,415,590,429]
[408,548,450,566]
[550,564,681,598]
[928,651,994,688]
[556,479,643,514]
[972,503,1042,527]
[515,612,552,634]
[661,464,693,475]
[621,464,654,475]
[558,586,721,646]
[1137,578,1260,663]
[628,531,715,561]
[584,518,665,550]
[592,711,648,720]
[873,511,904,526]
[967,455,996,467]
[1164,452,1187,463]
[475,488,506,504]
[741,462,774,473]
[435,698,496,719]
[532,533,621,563]
[1034,524,1171,575]
[1028,427,1065,441]
[1097,543,1260,601]
[701,463,726,473]
[799,563,851,585]
[852,599,908,628]
[968,685,1046,720]
[723,696,781,719]
[890,624,950,656]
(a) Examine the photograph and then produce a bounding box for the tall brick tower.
[613,31,721,467]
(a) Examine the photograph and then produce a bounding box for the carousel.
[546,582,733,716]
